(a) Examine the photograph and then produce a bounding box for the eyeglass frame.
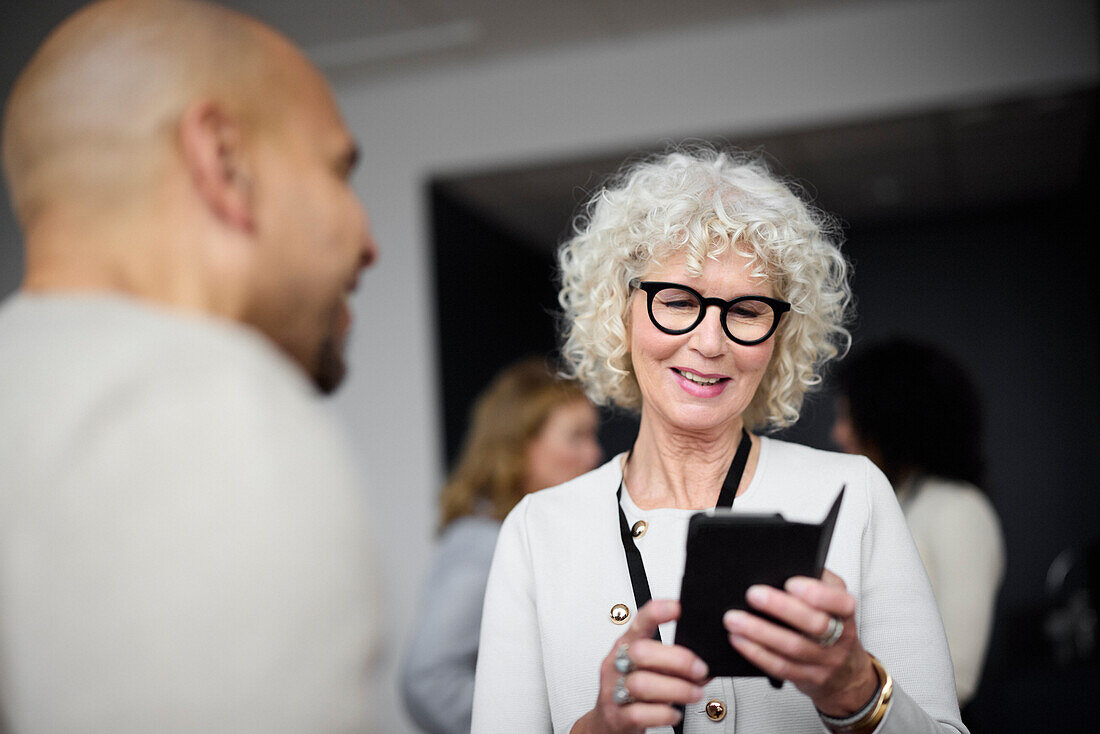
[633,280,792,346]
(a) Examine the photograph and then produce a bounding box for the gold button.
[610,603,631,625]
[705,699,727,721]
[631,520,648,538]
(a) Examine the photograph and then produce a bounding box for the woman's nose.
[690,304,727,355]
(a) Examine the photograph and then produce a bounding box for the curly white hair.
[557,145,851,431]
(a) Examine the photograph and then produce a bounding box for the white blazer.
[472,437,966,733]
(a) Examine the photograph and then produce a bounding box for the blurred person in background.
[832,338,1005,707]
[472,148,965,733]
[400,357,601,734]
[0,0,378,731]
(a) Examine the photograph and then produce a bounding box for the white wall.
[331,0,1097,730]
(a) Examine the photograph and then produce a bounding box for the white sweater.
[0,293,377,733]
[472,438,966,733]
[898,477,1004,705]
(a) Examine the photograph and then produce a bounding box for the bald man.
[0,1,378,731]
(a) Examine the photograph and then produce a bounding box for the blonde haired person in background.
[401,357,601,734]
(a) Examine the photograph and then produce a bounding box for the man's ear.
[179,101,256,233]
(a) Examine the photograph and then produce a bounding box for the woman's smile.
[671,367,730,396]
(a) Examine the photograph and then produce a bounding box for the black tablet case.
[673,487,845,677]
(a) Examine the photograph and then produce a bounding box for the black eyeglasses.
[635,281,791,345]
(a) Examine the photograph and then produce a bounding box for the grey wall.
[0,214,21,296]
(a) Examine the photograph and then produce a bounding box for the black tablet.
[673,487,844,677]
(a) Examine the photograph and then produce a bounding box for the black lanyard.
[615,428,752,733]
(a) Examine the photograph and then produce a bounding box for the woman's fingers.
[615,600,708,682]
[725,606,853,693]
[628,637,709,682]
[721,574,854,675]
[785,574,856,617]
[622,599,680,643]
[724,608,834,662]
[819,569,848,590]
[614,702,684,730]
[620,670,704,704]
[733,578,855,644]
[727,630,821,685]
[722,573,880,715]
[592,599,709,732]
[743,583,834,642]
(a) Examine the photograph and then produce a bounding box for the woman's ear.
[178,100,255,233]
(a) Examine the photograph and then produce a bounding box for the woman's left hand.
[722,569,879,717]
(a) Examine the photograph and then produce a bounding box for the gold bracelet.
[821,654,894,734]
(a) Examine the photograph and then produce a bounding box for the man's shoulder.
[0,293,343,484]
[1,292,310,403]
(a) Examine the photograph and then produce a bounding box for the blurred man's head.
[1,0,377,392]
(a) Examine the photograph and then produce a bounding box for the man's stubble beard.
[314,331,347,395]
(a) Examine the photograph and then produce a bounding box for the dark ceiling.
[437,86,1098,252]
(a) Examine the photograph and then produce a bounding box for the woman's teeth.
[675,369,721,385]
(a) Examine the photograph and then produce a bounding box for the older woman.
[471,148,965,733]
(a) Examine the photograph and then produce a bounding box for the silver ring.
[612,675,635,705]
[818,616,844,647]
[613,642,636,674]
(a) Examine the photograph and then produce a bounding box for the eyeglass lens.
[649,286,779,342]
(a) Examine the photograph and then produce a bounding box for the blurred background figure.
[831,338,1005,706]
[400,356,601,734]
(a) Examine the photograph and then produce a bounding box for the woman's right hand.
[571,599,709,734]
